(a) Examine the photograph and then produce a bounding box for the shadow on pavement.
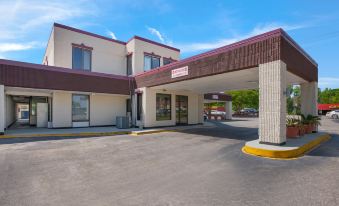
[306,133,339,158]
[179,120,258,142]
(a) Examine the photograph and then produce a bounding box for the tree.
[319,88,339,104]
[225,89,259,112]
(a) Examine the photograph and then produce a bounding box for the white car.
[326,110,339,119]
[210,110,226,116]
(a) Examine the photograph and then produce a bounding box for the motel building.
[0,23,318,146]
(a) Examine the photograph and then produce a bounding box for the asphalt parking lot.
[0,117,338,206]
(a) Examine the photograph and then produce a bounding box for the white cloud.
[0,42,41,52]
[107,31,117,40]
[319,77,339,89]
[177,22,309,53]
[0,0,97,59]
[147,27,165,43]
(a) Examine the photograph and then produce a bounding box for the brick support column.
[0,85,4,135]
[300,82,318,116]
[225,101,232,120]
[259,60,287,145]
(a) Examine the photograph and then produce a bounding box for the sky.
[0,0,338,89]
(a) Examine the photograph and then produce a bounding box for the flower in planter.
[286,117,301,138]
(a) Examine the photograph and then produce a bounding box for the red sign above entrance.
[171,66,188,78]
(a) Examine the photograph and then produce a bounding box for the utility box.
[116,116,129,129]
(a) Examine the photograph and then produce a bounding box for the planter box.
[287,126,299,138]
[304,124,313,134]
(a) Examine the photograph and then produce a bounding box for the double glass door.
[176,95,188,125]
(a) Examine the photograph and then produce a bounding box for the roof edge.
[54,23,127,45]
[134,28,317,78]
[134,28,283,77]
[54,23,180,52]
[127,35,180,52]
[0,59,131,81]
[280,29,318,66]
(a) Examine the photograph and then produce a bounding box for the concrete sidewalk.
[2,122,216,138]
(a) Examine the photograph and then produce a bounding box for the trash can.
[116,116,129,129]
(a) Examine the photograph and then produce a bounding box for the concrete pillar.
[259,60,287,145]
[225,101,232,120]
[300,82,318,116]
[0,85,4,135]
[198,94,204,123]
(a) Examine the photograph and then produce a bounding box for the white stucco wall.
[90,94,128,126]
[140,87,202,128]
[53,26,127,76]
[42,27,55,66]
[5,95,16,128]
[52,91,72,128]
[127,38,180,75]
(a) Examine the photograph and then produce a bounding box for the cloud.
[319,77,339,89]
[0,42,41,52]
[147,27,165,43]
[0,0,97,60]
[107,31,117,40]
[177,22,309,53]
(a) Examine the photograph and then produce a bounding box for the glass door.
[176,95,188,125]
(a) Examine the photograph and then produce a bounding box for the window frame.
[156,93,172,121]
[72,94,90,122]
[126,53,133,76]
[144,53,161,71]
[163,57,175,65]
[72,44,92,71]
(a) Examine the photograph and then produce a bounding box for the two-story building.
[0,23,318,146]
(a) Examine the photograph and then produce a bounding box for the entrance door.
[37,103,48,128]
[176,95,188,125]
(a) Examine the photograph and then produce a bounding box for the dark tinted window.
[144,55,160,71]
[72,47,91,71]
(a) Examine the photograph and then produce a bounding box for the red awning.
[318,104,339,110]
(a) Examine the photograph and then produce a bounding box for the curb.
[130,129,176,136]
[0,131,132,139]
[0,129,179,139]
[242,134,331,159]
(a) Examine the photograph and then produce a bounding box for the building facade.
[0,23,318,145]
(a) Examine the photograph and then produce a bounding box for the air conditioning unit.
[116,116,129,129]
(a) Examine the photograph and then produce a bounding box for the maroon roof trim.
[54,23,127,45]
[279,29,317,66]
[127,36,180,52]
[72,43,93,51]
[54,23,180,52]
[134,28,316,78]
[0,59,132,95]
[0,59,131,80]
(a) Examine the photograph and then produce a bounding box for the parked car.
[240,108,257,113]
[326,110,339,119]
[210,110,226,116]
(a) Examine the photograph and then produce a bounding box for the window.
[144,55,160,71]
[72,94,89,122]
[137,93,142,121]
[127,54,132,75]
[126,99,131,113]
[163,58,174,65]
[72,46,91,71]
[156,93,171,121]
